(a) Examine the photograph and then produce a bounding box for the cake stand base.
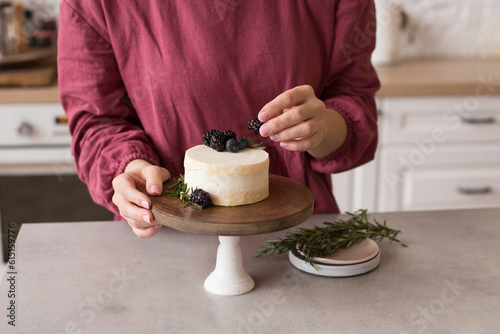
[151,175,314,296]
[204,236,254,296]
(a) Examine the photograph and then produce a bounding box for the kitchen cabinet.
[0,85,112,262]
[333,59,500,213]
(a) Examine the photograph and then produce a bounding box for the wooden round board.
[151,174,314,236]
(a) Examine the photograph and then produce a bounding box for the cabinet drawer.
[402,168,500,211]
[0,103,70,146]
[379,96,500,145]
[377,143,500,212]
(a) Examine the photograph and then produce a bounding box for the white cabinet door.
[332,159,378,213]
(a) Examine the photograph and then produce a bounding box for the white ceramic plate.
[297,238,380,265]
[289,249,381,277]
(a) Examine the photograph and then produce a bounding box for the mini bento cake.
[184,145,269,206]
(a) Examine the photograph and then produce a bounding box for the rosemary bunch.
[256,210,407,268]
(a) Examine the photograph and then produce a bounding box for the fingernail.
[140,200,149,209]
[259,111,270,122]
[151,185,160,195]
[143,215,151,224]
[260,124,270,136]
[280,141,289,148]
[154,224,162,230]
[270,134,279,141]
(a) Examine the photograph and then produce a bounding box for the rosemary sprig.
[164,175,205,210]
[165,175,190,201]
[256,210,407,269]
[244,138,265,150]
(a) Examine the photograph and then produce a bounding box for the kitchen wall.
[399,0,500,58]
[15,0,59,22]
[15,0,500,59]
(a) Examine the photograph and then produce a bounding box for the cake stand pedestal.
[204,236,254,295]
[151,175,314,296]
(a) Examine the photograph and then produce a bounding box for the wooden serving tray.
[0,65,56,87]
[0,46,57,87]
[0,46,57,67]
[151,174,314,236]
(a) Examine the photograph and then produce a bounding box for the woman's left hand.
[258,85,347,158]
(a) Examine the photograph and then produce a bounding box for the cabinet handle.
[55,116,69,124]
[457,186,492,195]
[461,116,496,124]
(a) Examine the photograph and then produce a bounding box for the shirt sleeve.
[57,0,160,214]
[309,0,380,174]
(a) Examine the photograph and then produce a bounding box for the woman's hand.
[258,85,347,158]
[112,159,170,238]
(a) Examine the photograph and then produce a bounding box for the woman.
[58,0,380,238]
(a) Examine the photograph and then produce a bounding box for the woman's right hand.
[112,159,171,238]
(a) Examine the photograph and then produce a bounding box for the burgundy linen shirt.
[57,0,380,216]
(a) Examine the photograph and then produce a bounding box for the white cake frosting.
[184,145,269,206]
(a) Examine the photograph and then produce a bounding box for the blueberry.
[226,138,239,153]
[237,138,247,150]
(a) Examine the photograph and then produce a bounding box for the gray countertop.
[1,208,500,333]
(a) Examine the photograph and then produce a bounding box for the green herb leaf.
[165,175,190,202]
[244,138,265,150]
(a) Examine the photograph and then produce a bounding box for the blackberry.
[237,138,247,150]
[190,189,211,209]
[247,117,263,135]
[203,129,220,146]
[210,132,226,152]
[222,130,237,142]
[226,138,239,153]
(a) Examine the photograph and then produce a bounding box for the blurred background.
[1,0,113,265]
[1,0,499,264]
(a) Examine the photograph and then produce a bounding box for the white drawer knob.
[17,122,34,136]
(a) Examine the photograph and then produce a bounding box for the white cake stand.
[151,175,314,296]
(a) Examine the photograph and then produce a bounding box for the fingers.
[257,85,326,153]
[112,191,153,226]
[278,131,324,152]
[258,85,323,137]
[131,225,162,239]
[113,192,163,238]
[263,105,318,139]
[258,85,313,123]
[112,173,150,210]
[112,164,170,239]
[142,166,171,196]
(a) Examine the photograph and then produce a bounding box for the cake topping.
[226,138,239,153]
[202,129,221,146]
[237,138,247,150]
[189,189,212,209]
[209,132,226,152]
[247,117,264,135]
[202,128,265,153]
[222,130,237,142]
